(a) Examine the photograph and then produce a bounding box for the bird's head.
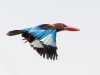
[52,23,80,32]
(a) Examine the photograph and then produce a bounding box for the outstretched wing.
[21,24,58,60]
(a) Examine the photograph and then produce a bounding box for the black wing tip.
[32,47,58,60]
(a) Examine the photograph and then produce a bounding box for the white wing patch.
[30,39,43,48]
[40,34,56,47]
[30,34,56,48]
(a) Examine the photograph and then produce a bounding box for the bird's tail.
[7,30,22,36]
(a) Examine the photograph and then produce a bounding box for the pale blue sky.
[0,0,100,75]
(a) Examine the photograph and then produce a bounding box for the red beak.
[64,26,80,31]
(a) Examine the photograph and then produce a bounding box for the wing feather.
[21,24,58,60]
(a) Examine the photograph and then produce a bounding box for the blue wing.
[21,24,58,60]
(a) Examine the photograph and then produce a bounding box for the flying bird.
[7,23,80,60]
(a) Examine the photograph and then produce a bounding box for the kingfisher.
[7,23,80,60]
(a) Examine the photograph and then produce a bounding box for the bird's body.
[7,23,80,60]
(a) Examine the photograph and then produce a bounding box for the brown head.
[51,23,80,32]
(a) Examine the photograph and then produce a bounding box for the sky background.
[0,0,100,75]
